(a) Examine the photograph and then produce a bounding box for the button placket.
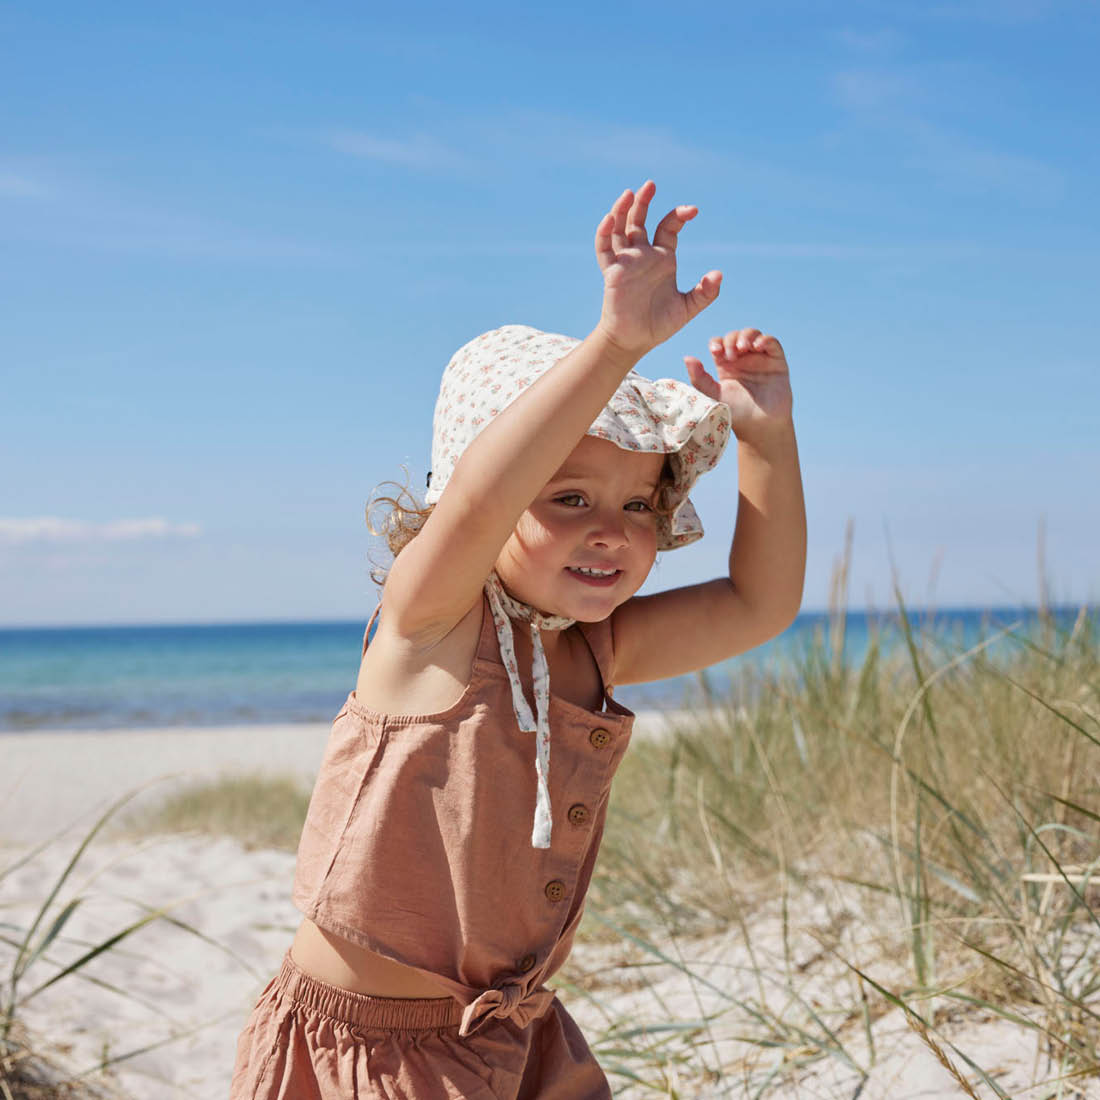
[544,879,566,903]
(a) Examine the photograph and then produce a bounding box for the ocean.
[0,605,1094,733]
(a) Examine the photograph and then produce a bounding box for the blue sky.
[2,1,1098,626]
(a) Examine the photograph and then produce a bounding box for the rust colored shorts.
[229,952,612,1100]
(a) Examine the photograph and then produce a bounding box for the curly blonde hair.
[366,457,679,588]
[365,477,435,588]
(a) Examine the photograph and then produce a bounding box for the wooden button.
[567,804,590,826]
[589,727,611,749]
[544,880,566,902]
[517,953,537,973]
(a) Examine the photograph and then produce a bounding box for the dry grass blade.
[904,1012,982,1100]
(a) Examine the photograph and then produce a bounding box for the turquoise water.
[0,605,1094,732]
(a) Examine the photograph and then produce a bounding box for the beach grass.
[109,773,311,853]
[570,538,1100,1095]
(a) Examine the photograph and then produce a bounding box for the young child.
[229,180,805,1099]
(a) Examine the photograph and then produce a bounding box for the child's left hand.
[684,329,793,443]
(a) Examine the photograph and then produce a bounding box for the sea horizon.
[2,599,1093,632]
[2,603,1096,734]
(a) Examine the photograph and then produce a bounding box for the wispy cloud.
[696,240,989,261]
[830,68,931,113]
[0,160,334,261]
[366,238,1009,262]
[0,518,202,545]
[906,118,1063,201]
[323,129,475,172]
[315,110,735,180]
[900,0,1055,23]
[0,170,50,199]
[465,108,736,177]
[830,28,906,54]
[826,62,1064,203]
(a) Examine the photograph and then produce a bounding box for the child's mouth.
[565,567,622,587]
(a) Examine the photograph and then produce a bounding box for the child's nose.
[585,510,629,549]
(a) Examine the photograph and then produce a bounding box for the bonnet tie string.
[484,571,574,849]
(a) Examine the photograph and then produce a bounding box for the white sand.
[1,721,334,848]
[0,719,1077,1099]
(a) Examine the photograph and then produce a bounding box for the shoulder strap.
[473,589,498,663]
[577,615,616,694]
[360,602,383,658]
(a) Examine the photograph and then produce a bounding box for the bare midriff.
[290,918,452,999]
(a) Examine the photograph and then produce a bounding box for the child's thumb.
[683,271,722,321]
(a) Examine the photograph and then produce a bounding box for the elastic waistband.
[274,951,464,1031]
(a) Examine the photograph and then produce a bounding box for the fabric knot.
[459,982,556,1037]
[484,571,573,849]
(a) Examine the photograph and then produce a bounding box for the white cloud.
[0,518,202,545]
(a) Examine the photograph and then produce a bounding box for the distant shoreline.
[3,605,1095,734]
[1,602,1094,632]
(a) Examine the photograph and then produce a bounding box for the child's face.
[495,435,666,622]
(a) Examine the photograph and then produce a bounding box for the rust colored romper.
[230,592,634,1099]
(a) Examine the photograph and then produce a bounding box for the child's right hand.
[595,180,722,357]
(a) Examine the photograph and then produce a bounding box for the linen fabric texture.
[425,324,733,550]
[258,592,632,1095]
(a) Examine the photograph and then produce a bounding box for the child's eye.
[625,500,654,513]
[555,494,587,507]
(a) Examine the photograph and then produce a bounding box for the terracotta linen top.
[291,592,635,1037]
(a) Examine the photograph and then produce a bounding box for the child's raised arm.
[610,329,806,683]
[382,181,722,647]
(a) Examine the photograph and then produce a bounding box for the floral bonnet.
[425,324,732,548]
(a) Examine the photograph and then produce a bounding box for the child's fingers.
[610,188,634,250]
[738,328,762,353]
[595,190,633,267]
[683,356,721,401]
[625,180,656,242]
[756,333,784,357]
[710,329,782,361]
[681,270,722,322]
[723,328,761,359]
[594,211,615,267]
[652,204,698,252]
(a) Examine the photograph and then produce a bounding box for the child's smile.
[565,566,621,586]
[494,436,666,621]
